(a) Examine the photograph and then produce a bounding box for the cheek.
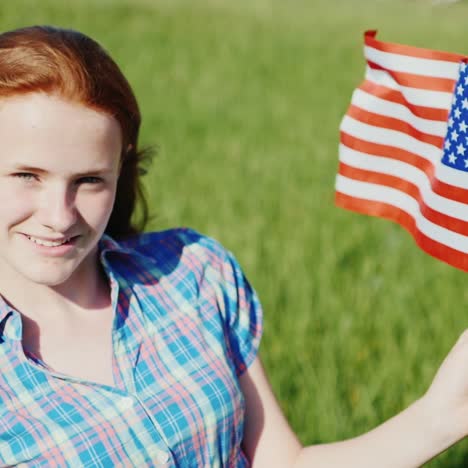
[75,190,116,228]
[0,186,36,228]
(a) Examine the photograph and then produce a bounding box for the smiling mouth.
[26,235,76,247]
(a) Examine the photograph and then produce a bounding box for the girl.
[0,25,467,467]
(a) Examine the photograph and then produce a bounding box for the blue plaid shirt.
[0,228,263,467]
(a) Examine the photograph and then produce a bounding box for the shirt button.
[118,396,134,410]
[149,446,169,464]
[157,451,169,464]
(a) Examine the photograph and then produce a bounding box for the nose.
[36,183,78,233]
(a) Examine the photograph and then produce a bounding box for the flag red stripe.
[335,192,468,271]
[367,61,456,93]
[364,30,464,63]
[358,80,449,121]
[347,105,444,148]
[340,132,468,204]
[338,162,468,236]
[340,132,433,174]
[432,178,468,204]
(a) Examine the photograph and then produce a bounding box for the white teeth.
[27,236,70,247]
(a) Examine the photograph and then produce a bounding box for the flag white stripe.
[340,115,442,164]
[434,162,468,189]
[351,89,447,136]
[364,67,454,109]
[364,45,460,78]
[339,144,468,220]
[336,174,468,253]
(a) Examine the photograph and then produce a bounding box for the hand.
[422,329,468,443]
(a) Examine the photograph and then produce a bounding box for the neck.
[0,251,111,323]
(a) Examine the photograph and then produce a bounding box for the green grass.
[4,0,468,465]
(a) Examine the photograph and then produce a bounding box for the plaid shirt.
[0,228,263,467]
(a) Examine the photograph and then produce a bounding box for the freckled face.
[0,93,122,287]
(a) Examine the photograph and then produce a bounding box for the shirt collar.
[99,233,134,257]
[0,295,14,331]
[99,233,159,271]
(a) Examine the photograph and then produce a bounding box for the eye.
[12,172,39,181]
[76,176,103,185]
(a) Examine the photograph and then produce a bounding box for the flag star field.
[443,62,468,171]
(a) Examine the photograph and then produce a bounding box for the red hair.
[0,25,150,238]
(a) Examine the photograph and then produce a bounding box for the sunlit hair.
[0,25,150,238]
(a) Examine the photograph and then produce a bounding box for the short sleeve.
[215,248,263,377]
[151,228,264,378]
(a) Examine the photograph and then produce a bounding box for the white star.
[457,143,466,155]
[451,129,459,141]
[444,139,451,150]
[448,117,455,128]
[464,75,468,86]
[455,108,462,119]
[458,84,464,95]
[460,121,468,132]
[462,62,467,72]
[449,152,457,164]
[463,98,468,110]
[464,158,468,168]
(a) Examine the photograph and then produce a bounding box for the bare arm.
[241,331,468,467]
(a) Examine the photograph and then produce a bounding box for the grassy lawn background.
[3,0,468,465]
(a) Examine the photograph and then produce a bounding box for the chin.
[2,247,95,288]
[10,258,81,287]
[22,268,76,287]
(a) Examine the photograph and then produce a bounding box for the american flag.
[335,30,468,271]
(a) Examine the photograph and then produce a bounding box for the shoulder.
[123,227,228,258]
[108,227,233,275]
